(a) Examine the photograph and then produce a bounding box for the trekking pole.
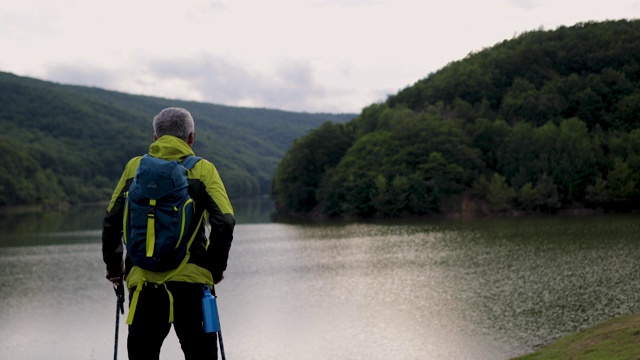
[218,326,227,360]
[203,285,226,360]
[113,283,125,360]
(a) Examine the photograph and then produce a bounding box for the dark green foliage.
[0,72,354,206]
[516,173,561,212]
[274,19,640,217]
[0,139,67,206]
[311,107,498,217]
[486,174,516,213]
[272,121,354,213]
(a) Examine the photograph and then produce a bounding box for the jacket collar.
[148,135,195,161]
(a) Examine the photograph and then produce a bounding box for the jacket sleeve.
[197,159,235,282]
[101,157,139,279]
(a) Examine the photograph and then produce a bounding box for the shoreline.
[512,313,640,359]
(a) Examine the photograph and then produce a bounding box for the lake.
[1,199,639,359]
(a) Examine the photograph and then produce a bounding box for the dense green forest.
[0,72,354,207]
[273,20,640,218]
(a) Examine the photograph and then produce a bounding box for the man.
[102,107,235,359]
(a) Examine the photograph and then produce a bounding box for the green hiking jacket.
[102,135,235,289]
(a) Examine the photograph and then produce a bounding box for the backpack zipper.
[175,198,194,249]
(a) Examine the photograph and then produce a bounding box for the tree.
[497,122,540,189]
[0,140,66,206]
[523,173,561,212]
[372,175,410,217]
[272,122,353,213]
[548,118,597,204]
[610,92,640,131]
[487,174,515,213]
[316,131,401,217]
[607,158,637,204]
[585,174,610,208]
[468,118,510,170]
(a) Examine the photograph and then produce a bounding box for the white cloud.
[508,0,542,10]
[44,63,121,89]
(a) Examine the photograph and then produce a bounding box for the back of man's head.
[153,107,195,143]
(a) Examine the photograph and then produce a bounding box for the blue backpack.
[123,154,201,272]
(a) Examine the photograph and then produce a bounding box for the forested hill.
[273,19,640,218]
[0,71,354,206]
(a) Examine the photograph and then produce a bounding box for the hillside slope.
[0,71,354,206]
[273,19,640,217]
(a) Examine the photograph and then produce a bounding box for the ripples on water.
[0,206,639,359]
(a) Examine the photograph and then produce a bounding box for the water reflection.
[0,203,639,359]
[0,196,276,247]
[231,197,276,224]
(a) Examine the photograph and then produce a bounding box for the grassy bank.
[513,313,640,359]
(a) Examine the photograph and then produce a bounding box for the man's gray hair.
[153,107,195,143]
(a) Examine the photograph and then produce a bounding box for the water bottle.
[202,285,220,333]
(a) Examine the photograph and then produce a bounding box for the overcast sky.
[1,1,639,114]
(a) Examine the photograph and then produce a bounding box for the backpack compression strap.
[146,199,157,257]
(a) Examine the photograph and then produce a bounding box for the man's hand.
[109,276,123,286]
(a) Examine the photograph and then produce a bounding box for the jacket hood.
[148,135,195,161]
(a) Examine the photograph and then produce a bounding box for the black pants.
[127,282,218,360]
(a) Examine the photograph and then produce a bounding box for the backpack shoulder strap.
[181,155,201,170]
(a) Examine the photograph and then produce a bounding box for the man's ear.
[188,132,195,146]
[153,133,158,141]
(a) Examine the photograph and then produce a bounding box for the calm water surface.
[0,200,639,359]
